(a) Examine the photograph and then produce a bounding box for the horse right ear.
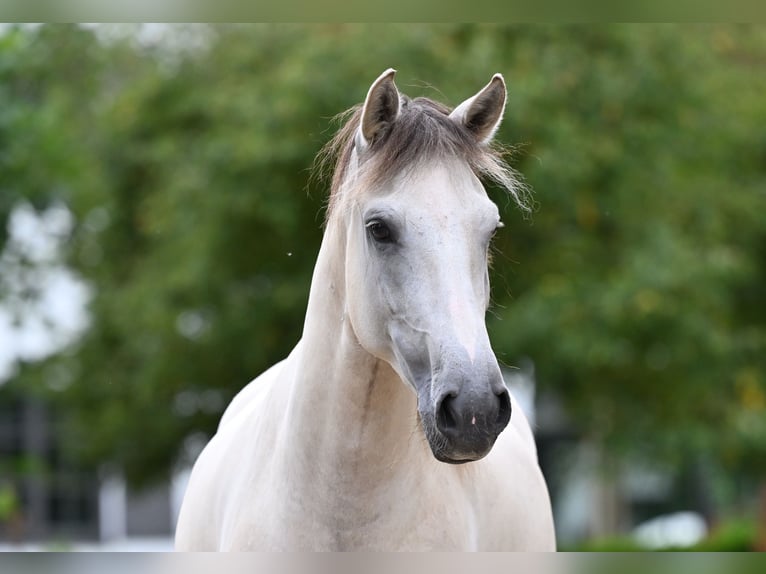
[357,68,400,149]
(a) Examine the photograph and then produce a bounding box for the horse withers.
[175,69,556,551]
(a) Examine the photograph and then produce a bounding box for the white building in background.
[0,396,183,550]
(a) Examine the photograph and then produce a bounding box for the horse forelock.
[313,95,531,224]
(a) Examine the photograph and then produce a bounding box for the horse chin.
[430,441,494,464]
[432,451,488,465]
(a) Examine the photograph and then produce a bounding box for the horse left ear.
[449,74,507,145]
[358,68,401,149]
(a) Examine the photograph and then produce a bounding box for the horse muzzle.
[420,383,512,464]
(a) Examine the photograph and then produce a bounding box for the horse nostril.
[436,392,459,433]
[496,388,512,427]
[435,387,511,437]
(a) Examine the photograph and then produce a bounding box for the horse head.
[327,69,524,464]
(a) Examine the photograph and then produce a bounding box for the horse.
[174,69,556,551]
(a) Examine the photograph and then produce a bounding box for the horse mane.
[314,95,531,221]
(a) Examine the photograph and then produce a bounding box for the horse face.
[344,161,511,463]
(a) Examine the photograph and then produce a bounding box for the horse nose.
[435,385,511,440]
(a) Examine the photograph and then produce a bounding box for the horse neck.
[281,217,424,488]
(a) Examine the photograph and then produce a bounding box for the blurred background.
[0,23,764,551]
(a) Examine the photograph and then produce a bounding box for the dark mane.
[315,95,530,219]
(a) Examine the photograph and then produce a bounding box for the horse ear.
[449,73,507,145]
[358,68,400,148]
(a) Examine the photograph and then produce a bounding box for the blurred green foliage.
[0,482,19,522]
[0,25,764,493]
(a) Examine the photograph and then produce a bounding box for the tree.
[1,26,764,508]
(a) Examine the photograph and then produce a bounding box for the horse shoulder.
[176,355,291,550]
[472,391,556,550]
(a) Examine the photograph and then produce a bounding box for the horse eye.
[366,220,393,243]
